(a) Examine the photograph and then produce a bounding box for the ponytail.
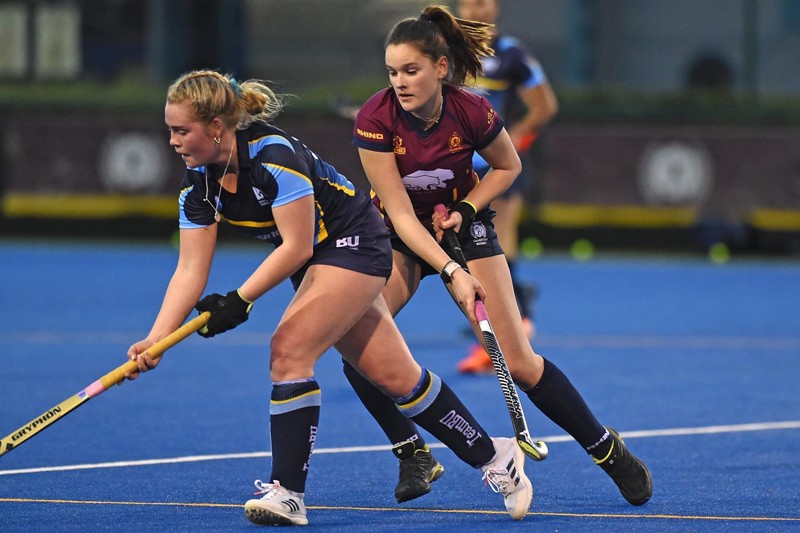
[167,70,285,129]
[385,4,494,86]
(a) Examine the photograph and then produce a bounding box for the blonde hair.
[386,4,494,86]
[166,70,285,129]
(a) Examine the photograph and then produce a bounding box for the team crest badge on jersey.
[393,136,406,155]
[448,131,463,153]
[487,109,495,125]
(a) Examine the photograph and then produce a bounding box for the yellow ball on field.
[708,242,730,264]
[520,237,543,258]
[570,238,595,261]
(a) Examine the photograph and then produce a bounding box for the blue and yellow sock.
[342,359,427,452]
[396,368,494,467]
[269,378,321,493]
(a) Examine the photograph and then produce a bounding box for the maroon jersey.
[353,85,504,231]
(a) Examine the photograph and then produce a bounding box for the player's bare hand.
[451,269,485,325]
[432,208,462,242]
[125,339,161,380]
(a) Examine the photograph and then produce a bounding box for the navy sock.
[525,358,611,456]
[269,379,321,493]
[396,369,494,468]
[342,359,428,450]
[508,258,531,319]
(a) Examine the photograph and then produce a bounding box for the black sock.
[396,369,494,468]
[525,358,611,457]
[269,379,321,493]
[508,258,531,319]
[342,359,427,451]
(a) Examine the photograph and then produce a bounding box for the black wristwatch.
[440,260,462,284]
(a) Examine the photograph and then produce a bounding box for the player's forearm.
[148,270,208,341]
[517,84,559,134]
[464,167,518,209]
[239,242,312,302]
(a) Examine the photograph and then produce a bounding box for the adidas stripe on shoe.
[244,479,308,526]
[481,437,533,520]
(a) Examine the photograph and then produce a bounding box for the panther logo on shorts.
[469,221,488,245]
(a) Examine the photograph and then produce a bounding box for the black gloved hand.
[451,201,477,243]
[195,289,253,338]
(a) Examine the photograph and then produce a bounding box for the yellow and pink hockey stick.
[0,312,210,457]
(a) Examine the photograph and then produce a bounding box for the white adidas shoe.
[244,479,308,526]
[481,437,533,520]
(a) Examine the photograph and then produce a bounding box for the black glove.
[195,289,253,338]
[451,201,477,243]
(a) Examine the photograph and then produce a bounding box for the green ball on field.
[708,242,730,264]
[520,237,543,258]
[570,238,595,261]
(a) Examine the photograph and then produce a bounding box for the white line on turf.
[1,420,798,476]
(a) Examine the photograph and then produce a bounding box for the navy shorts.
[290,208,393,290]
[390,207,505,280]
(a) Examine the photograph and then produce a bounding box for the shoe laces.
[482,467,513,496]
[399,450,430,474]
[253,479,285,498]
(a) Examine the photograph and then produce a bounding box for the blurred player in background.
[456,0,559,373]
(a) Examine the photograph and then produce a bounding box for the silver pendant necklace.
[204,140,236,222]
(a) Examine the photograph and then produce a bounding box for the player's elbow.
[295,244,314,265]
[508,152,523,177]
[544,91,559,122]
[546,99,559,122]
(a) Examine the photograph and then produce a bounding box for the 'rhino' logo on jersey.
[402,168,455,191]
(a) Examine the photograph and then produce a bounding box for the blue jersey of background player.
[456,0,559,373]
[470,34,552,191]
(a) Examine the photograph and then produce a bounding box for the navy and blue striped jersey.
[178,122,375,248]
[472,35,547,119]
[470,34,547,172]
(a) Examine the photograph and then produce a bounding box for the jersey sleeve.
[178,168,216,229]
[472,95,505,151]
[250,134,314,207]
[352,92,394,152]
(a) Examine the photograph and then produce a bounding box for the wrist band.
[440,260,462,284]
[459,199,477,215]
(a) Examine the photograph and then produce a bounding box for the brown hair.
[385,4,494,86]
[166,70,285,129]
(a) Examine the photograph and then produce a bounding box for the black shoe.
[392,442,445,503]
[594,428,653,506]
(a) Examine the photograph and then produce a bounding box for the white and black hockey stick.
[435,204,548,461]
